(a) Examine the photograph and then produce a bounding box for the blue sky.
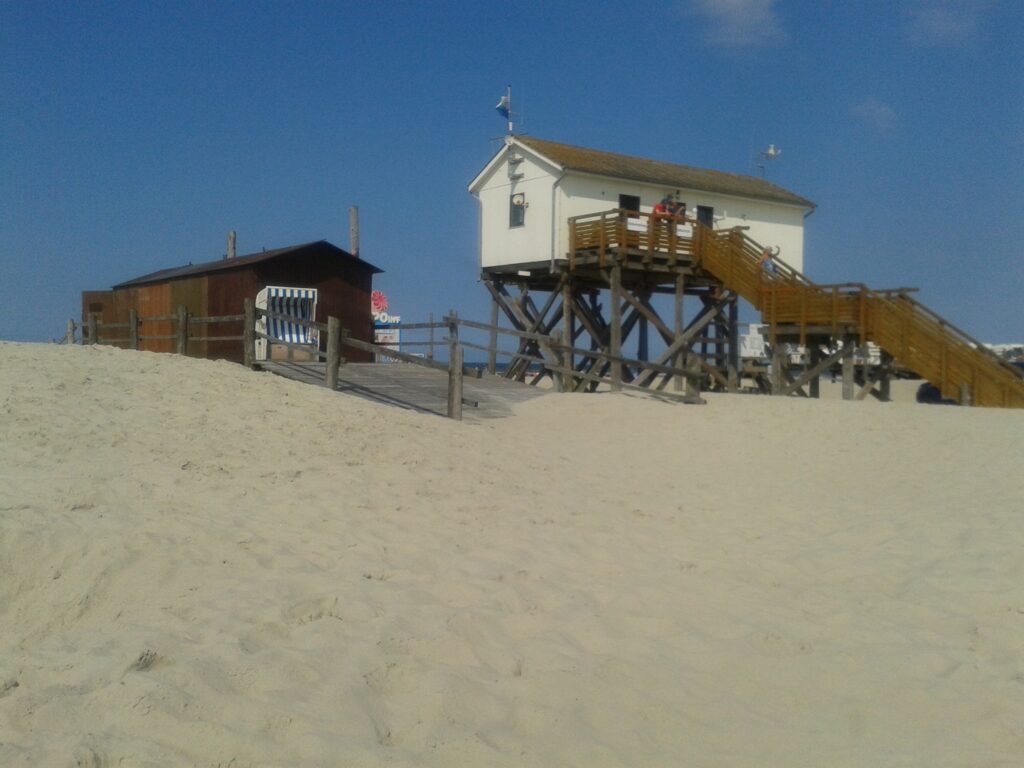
[2,0,1022,342]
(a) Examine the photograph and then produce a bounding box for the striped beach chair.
[255,286,319,361]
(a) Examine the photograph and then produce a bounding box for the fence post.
[243,298,256,369]
[65,319,76,345]
[427,312,435,361]
[325,316,342,390]
[447,310,463,420]
[129,309,139,350]
[87,313,98,345]
[176,305,188,355]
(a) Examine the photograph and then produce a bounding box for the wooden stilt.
[562,276,573,391]
[808,344,821,398]
[842,338,855,400]
[727,294,739,393]
[674,272,685,392]
[488,292,498,374]
[609,264,622,390]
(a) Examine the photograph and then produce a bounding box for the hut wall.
[257,253,375,363]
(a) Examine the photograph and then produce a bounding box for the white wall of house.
[472,144,809,273]
[475,148,557,270]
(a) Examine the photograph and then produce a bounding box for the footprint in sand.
[282,595,345,626]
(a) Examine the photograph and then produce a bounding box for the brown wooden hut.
[82,240,382,362]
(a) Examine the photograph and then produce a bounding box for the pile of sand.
[1,342,1022,766]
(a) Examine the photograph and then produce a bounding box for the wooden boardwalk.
[260,361,547,420]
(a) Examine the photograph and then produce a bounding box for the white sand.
[1,342,1022,766]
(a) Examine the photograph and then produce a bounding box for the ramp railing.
[691,222,1024,408]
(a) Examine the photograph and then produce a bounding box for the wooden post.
[637,294,649,363]
[609,263,622,391]
[727,294,739,393]
[488,294,498,375]
[87,313,98,345]
[176,305,188,355]
[808,344,821,399]
[674,272,685,392]
[447,310,463,420]
[325,316,342,390]
[562,276,574,391]
[770,346,783,394]
[428,312,435,361]
[129,309,139,350]
[878,351,892,402]
[958,382,972,407]
[841,338,855,401]
[65,319,76,345]
[550,330,565,393]
[243,298,256,368]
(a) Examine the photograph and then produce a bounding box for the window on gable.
[509,193,526,228]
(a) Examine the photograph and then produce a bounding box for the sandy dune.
[1,342,1022,766]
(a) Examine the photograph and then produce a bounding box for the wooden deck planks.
[260,361,547,420]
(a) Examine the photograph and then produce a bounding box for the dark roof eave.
[112,240,382,289]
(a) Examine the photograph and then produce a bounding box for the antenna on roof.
[495,85,513,136]
[757,144,782,177]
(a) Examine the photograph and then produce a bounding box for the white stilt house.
[468,136,815,274]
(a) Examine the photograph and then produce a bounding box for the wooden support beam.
[841,339,855,400]
[488,291,498,374]
[959,382,971,407]
[778,343,846,396]
[562,276,574,391]
[674,272,685,392]
[770,345,783,394]
[808,344,821,399]
[609,264,622,390]
[877,351,892,402]
[633,295,727,388]
[727,295,739,393]
[87,313,98,345]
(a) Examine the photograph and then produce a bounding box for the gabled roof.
[112,240,382,289]
[472,135,814,209]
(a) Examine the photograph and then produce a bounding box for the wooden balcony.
[568,209,700,272]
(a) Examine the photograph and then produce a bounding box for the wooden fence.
[66,306,245,354]
[63,300,706,420]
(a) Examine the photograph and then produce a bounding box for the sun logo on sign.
[371,291,388,314]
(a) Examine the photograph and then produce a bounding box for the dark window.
[697,205,714,226]
[618,194,640,212]
[509,193,526,227]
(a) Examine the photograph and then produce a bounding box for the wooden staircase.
[695,224,1024,408]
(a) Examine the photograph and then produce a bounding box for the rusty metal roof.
[112,240,382,289]
[516,136,815,209]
